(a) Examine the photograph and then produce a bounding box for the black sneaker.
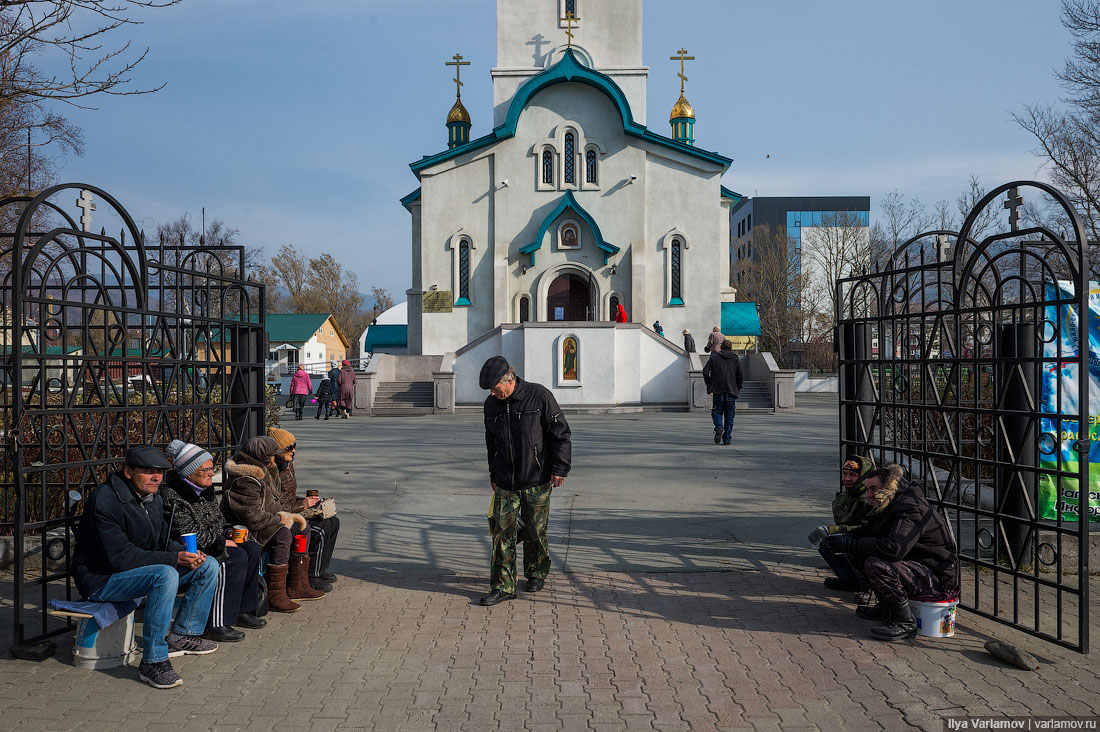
[166,634,218,657]
[714,429,722,444]
[139,660,183,689]
[319,571,337,583]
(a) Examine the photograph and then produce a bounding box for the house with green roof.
[265,313,350,390]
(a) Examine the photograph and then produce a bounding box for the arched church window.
[564,133,576,185]
[519,296,530,323]
[586,150,597,185]
[609,295,620,321]
[542,150,554,185]
[671,238,683,303]
[458,238,471,304]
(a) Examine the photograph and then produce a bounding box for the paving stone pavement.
[2,396,1098,730]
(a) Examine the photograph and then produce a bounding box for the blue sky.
[52,0,1071,303]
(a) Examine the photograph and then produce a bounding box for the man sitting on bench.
[73,445,221,689]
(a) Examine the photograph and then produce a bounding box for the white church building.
[364,0,782,413]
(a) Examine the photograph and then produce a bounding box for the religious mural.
[562,336,578,381]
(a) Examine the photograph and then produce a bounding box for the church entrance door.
[546,272,592,321]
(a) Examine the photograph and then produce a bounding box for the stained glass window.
[542,150,553,185]
[671,239,682,301]
[564,133,575,184]
[586,150,597,185]
[459,239,470,301]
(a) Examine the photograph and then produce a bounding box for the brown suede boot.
[288,554,325,601]
[266,564,301,613]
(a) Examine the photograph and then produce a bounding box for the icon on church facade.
[560,222,579,249]
[562,337,578,381]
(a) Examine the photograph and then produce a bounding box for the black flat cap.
[479,356,511,389]
[125,445,171,470]
[243,435,283,461]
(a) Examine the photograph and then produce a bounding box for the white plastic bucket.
[72,613,137,669]
[913,599,957,638]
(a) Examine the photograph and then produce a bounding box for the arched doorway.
[546,272,592,321]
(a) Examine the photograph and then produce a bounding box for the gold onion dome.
[670,93,695,121]
[448,97,471,124]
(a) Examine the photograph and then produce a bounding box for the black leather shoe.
[480,589,516,606]
[235,613,267,629]
[713,429,722,444]
[204,626,245,642]
[309,578,332,593]
[525,578,545,593]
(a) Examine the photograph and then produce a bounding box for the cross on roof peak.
[445,53,471,98]
[669,48,695,94]
[560,11,580,49]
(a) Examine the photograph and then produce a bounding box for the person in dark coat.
[72,445,220,689]
[327,361,341,404]
[314,376,335,420]
[821,464,960,641]
[701,339,744,445]
[808,455,876,591]
[162,442,265,643]
[652,320,665,337]
[479,356,571,607]
[682,329,696,353]
[336,359,357,418]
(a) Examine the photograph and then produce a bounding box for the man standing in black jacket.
[702,339,745,445]
[73,446,221,688]
[479,357,571,606]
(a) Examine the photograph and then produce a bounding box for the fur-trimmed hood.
[865,463,905,514]
[225,453,270,483]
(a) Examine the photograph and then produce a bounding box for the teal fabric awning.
[362,325,408,352]
[721,302,761,336]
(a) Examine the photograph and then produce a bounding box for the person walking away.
[269,427,341,593]
[328,360,341,406]
[479,357,571,606]
[72,445,220,689]
[162,442,265,643]
[702,339,744,445]
[682,329,696,353]
[614,304,628,323]
[289,364,312,421]
[705,326,724,354]
[314,376,334,420]
[336,359,357,418]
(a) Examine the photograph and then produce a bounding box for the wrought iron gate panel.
[0,184,266,651]
[837,180,1091,652]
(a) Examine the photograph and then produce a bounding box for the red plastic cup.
[293,534,308,553]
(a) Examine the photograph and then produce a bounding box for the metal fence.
[836,180,1091,653]
[0,183,266,654]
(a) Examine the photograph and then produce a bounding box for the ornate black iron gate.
[0,183,266,655]
[837,180,1091,653]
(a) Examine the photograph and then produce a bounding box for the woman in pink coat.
[336,360,357,419]
[289,365,312,421]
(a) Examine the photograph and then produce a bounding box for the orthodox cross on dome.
[560,11,579,49]
[76,189,96,233]
[670,48,695,94]
[445,53,470,98]
[1003,187,1023,232]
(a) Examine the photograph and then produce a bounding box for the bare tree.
[955,174,1002,241]
[878,189,934,251]
[738,224,807,366]
[369,287,394,318]
[263,244,310,311]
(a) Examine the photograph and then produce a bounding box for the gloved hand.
[807,526,830,546]
[823,533,856,555]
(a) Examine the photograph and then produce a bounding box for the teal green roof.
[409,50,732,178]
[401,187,421,211]
[518,191,621,265]
[362,324,408,351]
[721,302,761,336]
[266,313,331,344]
[721,186,743,203]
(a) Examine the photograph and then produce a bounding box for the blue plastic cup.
[181,533,198,553]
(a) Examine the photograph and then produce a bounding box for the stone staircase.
[737,380,774,413]
[371,380,434,416]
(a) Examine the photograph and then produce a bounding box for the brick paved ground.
[2,398,1098,730]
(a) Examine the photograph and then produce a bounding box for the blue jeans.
[818,539,868,589]
[711,393,737,443]
[89,557,220,664]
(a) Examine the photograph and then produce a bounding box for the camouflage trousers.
[490,482,552,594]
[864,556,939,604]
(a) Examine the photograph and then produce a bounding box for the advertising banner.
[1038,281,1100,522]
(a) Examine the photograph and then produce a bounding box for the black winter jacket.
[850,474,960,592]
[162,471,229,562]
[484,378,571,490]
[73,472,185,598]
[702,351,744,396]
